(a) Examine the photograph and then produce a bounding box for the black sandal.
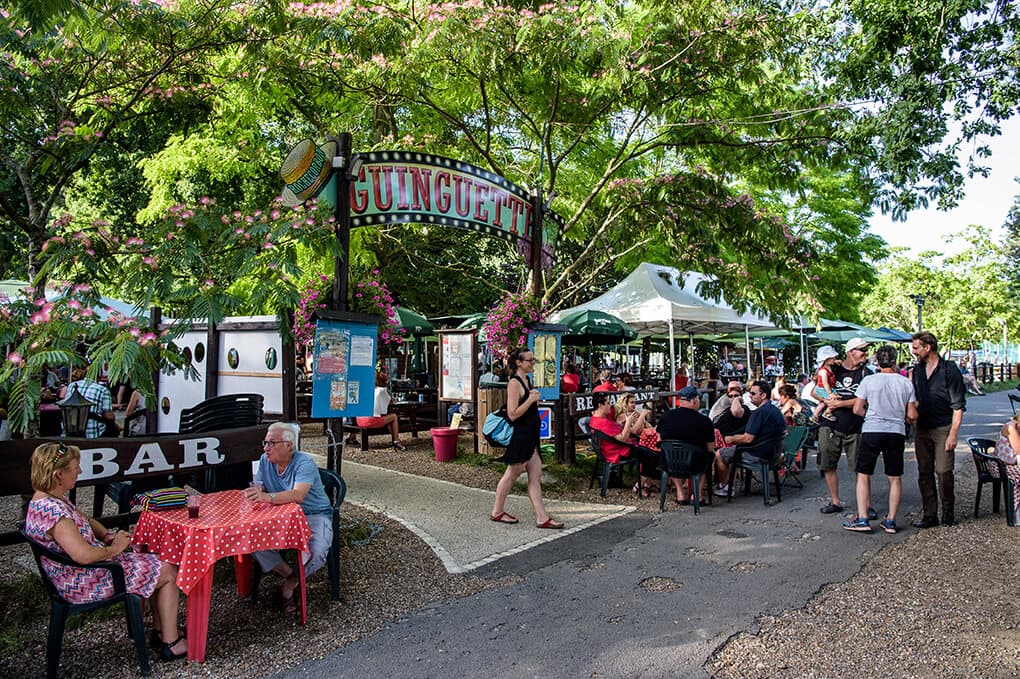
[391,440,407,451]
[159,637,188,662]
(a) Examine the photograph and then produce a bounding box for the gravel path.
[708,512,1020,678]
[1,430,1016,677]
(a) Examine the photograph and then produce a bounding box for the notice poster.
[527,330,563,401]
[316,328,350,375]
[350,335,374,366]
[330,379,347,410]
[311,317,378,418]
[440,332,474,401]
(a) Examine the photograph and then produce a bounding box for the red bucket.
[430,427,459,462]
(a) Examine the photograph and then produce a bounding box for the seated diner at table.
[244,422,334,614]
[995,415,1020,518]
[592,369,616,392]
[657,386,716,504]
[709,380,749,436]
[589,392,660,497]
[777,383,811,427]
[560,362,581,393]
[22,443,188,661]
[614,391,651,428]
[353,368,406,450]
[714,381,786,496]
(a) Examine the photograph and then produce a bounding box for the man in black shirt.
[910,332,966,527]
[657,386,716,502]
[818,339,871,515]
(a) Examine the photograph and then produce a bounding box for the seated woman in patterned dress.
[995,417,1020,518]
[23,443,189,662]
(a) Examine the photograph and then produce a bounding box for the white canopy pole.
[744,324,751,380]
[688,332,695,379]
[668,318,676,385]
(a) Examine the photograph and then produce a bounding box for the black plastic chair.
[658,440,712,514]
[318,468,347,601]
[252,467,347,602]
[588,429,640,498]
[968,437,1002,516]
[727,432,786,506]
[20,525,150,678]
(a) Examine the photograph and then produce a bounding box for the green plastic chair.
[780,426,809,488]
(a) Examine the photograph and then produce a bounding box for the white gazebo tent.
[553,262,775,377]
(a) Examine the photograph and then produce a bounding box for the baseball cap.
[677,386,701,401]
[845,337,871,354]
[815,345,838,365]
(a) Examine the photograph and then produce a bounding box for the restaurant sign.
[569,390,658,414]
[0,425,267,496]
[348,151,564,245]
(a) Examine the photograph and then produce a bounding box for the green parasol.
[395,307,435,337]
[558,309,639,346]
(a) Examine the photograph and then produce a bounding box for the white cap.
[845,337,871,354]
[815,345,838,365]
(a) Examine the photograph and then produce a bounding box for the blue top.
[255,450,332,516]
[745,401,786,442]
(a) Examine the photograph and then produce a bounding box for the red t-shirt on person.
[592,382,617,393]
[590,416,630,463]
[561,373,580,393]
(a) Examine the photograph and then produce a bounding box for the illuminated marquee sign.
[348,151,564,248]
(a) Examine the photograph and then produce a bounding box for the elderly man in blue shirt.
[244,421,332,613]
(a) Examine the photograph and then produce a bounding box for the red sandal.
[536,518,564,529]
[490,511,518,524]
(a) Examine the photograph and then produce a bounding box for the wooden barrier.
[0,425,268,544]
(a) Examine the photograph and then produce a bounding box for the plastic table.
[132,489,312,661]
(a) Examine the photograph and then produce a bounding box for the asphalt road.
[275,387,1008,679]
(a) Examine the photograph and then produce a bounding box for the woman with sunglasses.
[23,443,188,661]
[489,347,564,529]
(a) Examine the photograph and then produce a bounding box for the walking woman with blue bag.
[490,347,565,529]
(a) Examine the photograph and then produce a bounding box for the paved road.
[277,389,1009,679]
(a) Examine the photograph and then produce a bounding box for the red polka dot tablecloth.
[131,489,312,595]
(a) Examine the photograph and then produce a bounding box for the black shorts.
[856,432,905,476]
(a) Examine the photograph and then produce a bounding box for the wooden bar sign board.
[0,425,268,496]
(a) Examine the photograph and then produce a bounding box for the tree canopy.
[2,0,1019,430]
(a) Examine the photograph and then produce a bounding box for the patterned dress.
[994,432,1020,517]
[24,496,161,603]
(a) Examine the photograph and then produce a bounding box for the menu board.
[439,330,475,402]
[311,318,378,418]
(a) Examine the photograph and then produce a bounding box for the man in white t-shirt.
[844,345,918,534]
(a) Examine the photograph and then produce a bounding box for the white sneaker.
[713,485,730,497]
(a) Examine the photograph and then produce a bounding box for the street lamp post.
[999,318,1008,365]
[908,293,925,332]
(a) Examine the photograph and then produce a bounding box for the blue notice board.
[311,318,378,418]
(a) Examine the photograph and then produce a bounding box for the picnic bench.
[340,400,438,451]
